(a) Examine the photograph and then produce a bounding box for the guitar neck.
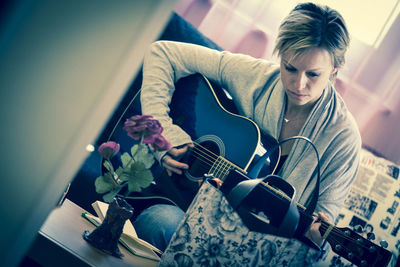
[318,221,392,267]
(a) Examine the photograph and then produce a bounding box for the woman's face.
[280,47,337,108]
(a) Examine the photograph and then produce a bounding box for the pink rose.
[151,135,172,151]
[98,141,120,159]
[145,119,163,135]
[123,115,163,141]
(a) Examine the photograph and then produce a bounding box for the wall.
[0,1,177,266]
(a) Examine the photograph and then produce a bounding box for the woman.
[134,2,361,263]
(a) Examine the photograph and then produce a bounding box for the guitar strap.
[226,173,300,238]
[247,136,321,216]
[224,136,322,248]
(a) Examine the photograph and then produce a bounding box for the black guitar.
[163,74,392,266]
[167,74,279,189]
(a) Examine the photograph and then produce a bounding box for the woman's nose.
[294,73,307,90]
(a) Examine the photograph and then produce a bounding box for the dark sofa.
[66,13,223,216]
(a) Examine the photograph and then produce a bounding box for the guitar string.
[191,144,233,173]
[189,147,216,166]
[322,231,374,250]
[190,140,237,172]
[190,140,244,173]
[319,223,362,243]
[190,140,220,162]
[189,141,234,172]
[184,147,233,181]
[185,153,215,172]
[189,147,232,179]
[184,146,227,175]
[321,232,377,260]
[319,223,364,242]
[319,223,376,251]
[189,142,218,163]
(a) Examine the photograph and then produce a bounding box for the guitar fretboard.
[209,156,241,181]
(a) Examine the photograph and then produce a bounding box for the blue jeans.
[133,204,185,251]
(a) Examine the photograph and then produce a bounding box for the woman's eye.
[285,65,296,72]
[307,72,320,78]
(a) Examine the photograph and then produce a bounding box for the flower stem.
[106,171,119,188]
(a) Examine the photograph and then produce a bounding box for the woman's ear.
[330,67,338,81]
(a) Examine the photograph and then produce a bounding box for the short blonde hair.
[274,2,350,70]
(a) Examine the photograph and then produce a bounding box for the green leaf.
[94,175,114,194]
[119,161,143,182]
[119,172,129,182]
[115,166,124,178]
[121,152,133,168]
[118,165,132,182]
[127,162,154,192]
[102,189,120,203]
[131,143,155,169]
[131,161,146,171]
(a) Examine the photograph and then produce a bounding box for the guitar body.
[169,74,278,182]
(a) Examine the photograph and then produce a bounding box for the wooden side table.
[24,199,159,267]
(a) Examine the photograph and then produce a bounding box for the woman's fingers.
[161,143,193,176]
[168,144,193,158]
[162,154,189,176]
[317,212,330,222]
[306,212,331,246]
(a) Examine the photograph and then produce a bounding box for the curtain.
[175,0,400,164]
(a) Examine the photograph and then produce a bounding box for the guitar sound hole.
[185,141,221,181]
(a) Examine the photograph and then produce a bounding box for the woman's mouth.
[288,90,307,99]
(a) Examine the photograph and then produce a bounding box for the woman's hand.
[162,143,194,176]
[306,212,330,246]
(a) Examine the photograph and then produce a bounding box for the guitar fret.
[216,157,224,179]
[209,157,220,178]
[221,159,231,181]
[322,223,334,240]
[210,156,235,181]
[214,158,221,179]
[220,158,227,178]
[222,159,233,181]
